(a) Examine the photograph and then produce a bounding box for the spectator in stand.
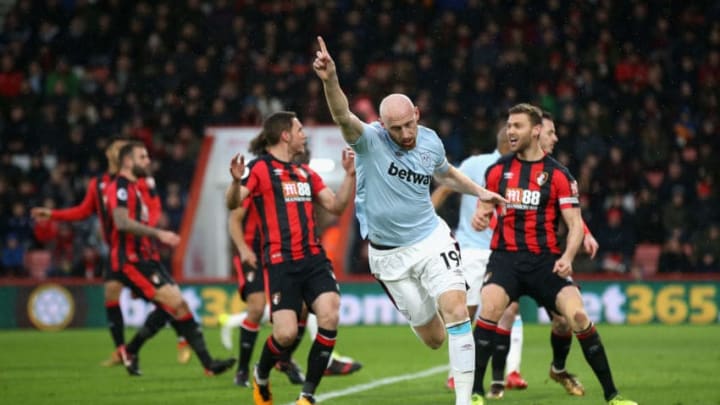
[0,0,717,276]
[661,186,691,239]
[1,233,25,277]
[634,187,664,244]
[691,224,720,273]
[658,228,693,273]
[596,208,636,274]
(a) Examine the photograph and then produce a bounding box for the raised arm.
[314,148,356,215]
[313,36,364,143]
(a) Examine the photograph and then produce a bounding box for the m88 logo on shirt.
[282,181,312,202]
[506,187,540,210]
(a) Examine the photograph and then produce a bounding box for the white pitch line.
[282,364,449,405]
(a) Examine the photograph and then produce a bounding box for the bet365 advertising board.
[0,281,718,330]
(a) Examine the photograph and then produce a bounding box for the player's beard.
[131,164,148,178]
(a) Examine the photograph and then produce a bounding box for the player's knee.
[552,315,571,334]
[422,331,445,349]
[479,302,505,321]
[104,281,122,301]
[571,310,590,329]
[442,305,469,324]
[246,306,264,323]
[273,329,297,347]
[315,310,339,329]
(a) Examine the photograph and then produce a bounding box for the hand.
[472,203,493,231]
[313,36,336,81]
[553,256,573,278]
[31,207,52,220]
[583,233,599,259]
[229,153,245,181]
[478,188,508,206]
[239,244,258,269]
[157,230,180,247]
[341,147,356,175]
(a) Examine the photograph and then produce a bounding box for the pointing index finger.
[317,36,328,54]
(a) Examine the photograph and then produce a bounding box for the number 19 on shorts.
[440,248,461,270]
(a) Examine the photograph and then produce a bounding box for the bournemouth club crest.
[535,172,549,186]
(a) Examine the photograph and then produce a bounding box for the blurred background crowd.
[0,0,718,279]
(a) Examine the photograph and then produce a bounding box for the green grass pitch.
[1,324,719,404]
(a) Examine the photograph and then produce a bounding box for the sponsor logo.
[535,171,549,186]
[117,188,128,201]
[273,168,284,176]
[282,181,312,202]
[387,162,431,185]
[27,284,74,331]
[503,172,514,179]
[505,187,541,210]
[420,152,433,167]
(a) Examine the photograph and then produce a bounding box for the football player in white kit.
[313,36,505,405]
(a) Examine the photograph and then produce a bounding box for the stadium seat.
[633,243,662,277]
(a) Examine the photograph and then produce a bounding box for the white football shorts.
[460,248,491,307]
[368,220,467,327]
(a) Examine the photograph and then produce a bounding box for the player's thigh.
[234,255,265,302]
[483,251,521,302]
[379,277,437,327]
[415,235,466,302]
[462,248,491,307]
[119,261,174,302]
[554,285,588,329]
[522,254,574,315]
[266,263,304,319]
[302,255,340,327]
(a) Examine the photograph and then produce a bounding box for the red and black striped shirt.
[485,154,579,254]
[51,173,114,245]
[243,154,326,265]
[105,175,160,270]
[49,174,162,245]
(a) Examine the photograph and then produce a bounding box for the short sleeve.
[554,168,580,209]
[350,122,381,154]
[307,166,327,196]
[115,177,130,208]
[484,164,501,193]
[243,160,261,195]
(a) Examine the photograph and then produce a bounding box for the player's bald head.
[497,126,511,154]
[379,94,415,123]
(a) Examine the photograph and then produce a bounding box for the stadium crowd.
[0,0,718,278]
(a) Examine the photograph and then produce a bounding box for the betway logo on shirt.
[282,181,312,202]
[505,187,540,210]
[387,162,431,185]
